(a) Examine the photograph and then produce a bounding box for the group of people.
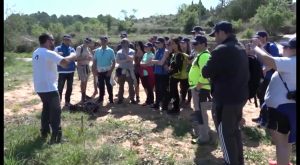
[32,20,296,165]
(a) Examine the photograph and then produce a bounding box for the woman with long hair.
[134,41,145,103]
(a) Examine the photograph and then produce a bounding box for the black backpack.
[248,55,264,107]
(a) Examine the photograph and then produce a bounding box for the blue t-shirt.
[264,42,280,80]
[55,43,76,73]
[154,48,168,75]
[94,47,115,72]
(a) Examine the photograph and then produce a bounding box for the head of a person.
[253,31,268,45]
[280,37,296,57]
[94,40,101,48]
[208,21,233,44]
[39,33,55,50]
[62,34,72,46]
[135,41,145,53]
[120,31,128,39]
[121,38,130,48]
[84,37,93,47]
[144,42,154,52]
[170,37,182,52]
[191,35,207,52]
[180,37,191,53]
[191,26,205,36]
[100,36,108,46]
[154,37,166,49]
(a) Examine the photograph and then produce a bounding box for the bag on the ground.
[69,101,99,113]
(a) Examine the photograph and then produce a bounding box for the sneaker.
[136,96,140,103]
[130,100,137,104]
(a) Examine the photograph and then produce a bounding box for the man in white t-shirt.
[32,33,76,144]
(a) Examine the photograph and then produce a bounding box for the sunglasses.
[192,42,200,46]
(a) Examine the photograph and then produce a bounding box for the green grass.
[242,126,272,144]
[4,53,32,91]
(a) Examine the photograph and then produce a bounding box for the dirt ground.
[4,76,270,164]
[4,75,261,126]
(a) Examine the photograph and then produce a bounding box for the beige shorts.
[77,64,90,82]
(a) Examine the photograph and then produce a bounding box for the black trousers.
[97,71,113,102]
[154,74,169,107]
[179,78,189,102]
[211,100,247,165]
[37,91,61,136]
[57,72,74,103]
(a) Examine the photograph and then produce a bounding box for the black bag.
[248,55,264,107]
[69,101,99,113]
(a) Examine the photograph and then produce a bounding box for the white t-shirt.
[32,47,64,93]
[264,56,296,108]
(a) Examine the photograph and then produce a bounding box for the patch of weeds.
[4,58,32,91]
[242,126,271,144]
[11,103,22,113]
[92,143,139,165]
[25,98,40,106]
[244,149,267,165]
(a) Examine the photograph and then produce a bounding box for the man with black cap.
[202,20,249,165]
[251,31,280,125]
[93,36,116,104]
[54,34,76,107]
[188,35,212,144]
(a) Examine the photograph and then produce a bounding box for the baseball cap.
[208,21,233,37]
[253,31,268,38]
[100,36,108,41]
[120,31,127,38]
[154,37,165,43]
[191,26,204,33]
[144,42,154,47]
[191,35,207,44]
[63,34,72,40]
[280,37,296,49]
[180,37,190,43]
[84,37,92,43]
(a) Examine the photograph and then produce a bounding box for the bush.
[15,43,35,53]
[241,28,254,39]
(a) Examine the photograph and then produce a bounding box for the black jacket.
[202,35,249,104]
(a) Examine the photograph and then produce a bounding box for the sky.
[4,0,220,20]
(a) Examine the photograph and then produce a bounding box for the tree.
[254,0,293,35]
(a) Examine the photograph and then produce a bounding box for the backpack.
[69,101,99,114]
[248,55,264,107]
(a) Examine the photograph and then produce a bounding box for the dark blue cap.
[208,21,233,37]
[253,31,268,38]
[191,35,207,44]
[84,37,92,43]
[144,42,154,47]
[191,26,204,33]
[63,34,72,40]
[280,37,296,49]
[180,37,190,43]
[154,37,165,43]
[100,36,108,40]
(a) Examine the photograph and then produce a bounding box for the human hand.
[196,83,203,90]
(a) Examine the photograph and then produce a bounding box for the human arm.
[252,44,277,70]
